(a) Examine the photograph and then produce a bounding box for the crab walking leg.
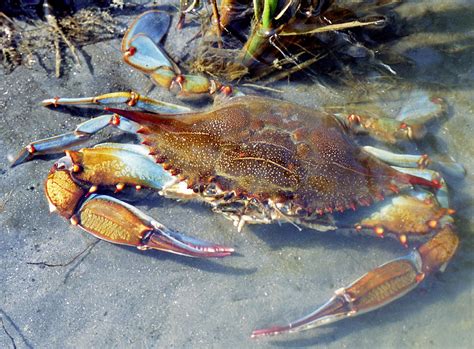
[392,167,450,209]
[335,93,447,144]
[251,225,459,338]
[11,112,146,167]
[364,146,431,169]
[337,112,428,143]
[41,91,191,114]
[12,115,115,167]
[45,151,234,258]
[363,146,466,179]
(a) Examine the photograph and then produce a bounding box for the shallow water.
[0,1,473,348]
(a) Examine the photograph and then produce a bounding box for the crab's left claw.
[252,225,458,337]
[122,11,181,88]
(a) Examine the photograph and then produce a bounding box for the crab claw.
[120,10,222,98]
[122,10,170,50]
[251,291,355,338]
[122,10,181,89]
[251,253,422,338]
[142,220,235,258]
[252,225,459,338]
[45,159,233,258]
[75,195,234,258]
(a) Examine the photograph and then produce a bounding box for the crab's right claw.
[122,10,171,49]
[251,252,424,338]
[45,164,234,258]
[75,195,234,258]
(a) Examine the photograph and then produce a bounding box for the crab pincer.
[251,224,458,338]
[74,195,234,258]
[45,150,234,259]
[122,10,228,98]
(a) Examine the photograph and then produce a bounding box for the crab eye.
[55,162,67,170]
[54,156,74,171]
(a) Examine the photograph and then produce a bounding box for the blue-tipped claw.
[124,34,176,73]
[122,10,171,49]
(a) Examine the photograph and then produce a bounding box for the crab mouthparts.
[146,223,234,258]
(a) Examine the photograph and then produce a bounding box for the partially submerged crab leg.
[41,91,191,114]
[45,146,233,258]
[122,11,234,99]
[363,146,466,179]
[350,164,455,247]
[251,224,458,337]
[362,146,464,209]
[335,94,447,143]
[363,146,433,169]
[342,112,428,143]
[392,167,449,209]
[11,113,142,167]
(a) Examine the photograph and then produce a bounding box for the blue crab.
[12,10,463,338]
